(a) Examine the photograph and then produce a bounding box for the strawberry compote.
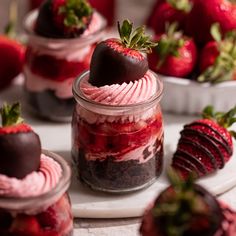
[72,71,164,192]
[23,10,106,121]
[0,151,73,236]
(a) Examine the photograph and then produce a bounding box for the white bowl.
[160,75,236,114]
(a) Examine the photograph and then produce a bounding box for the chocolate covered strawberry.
[89,19,157,87]
[35,0,93,38]
[140,170,223,236]
[148,23,197,77]
[198,24,236,83]
[147,0,192,34]
[186,0,236,45]
[172,105,236,178]
[0,102,41,179]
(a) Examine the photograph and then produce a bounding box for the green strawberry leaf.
[1,102,24,127]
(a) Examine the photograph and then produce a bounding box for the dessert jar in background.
[0,150,73,236]
[71,71,164,193]
[23,10,107,121]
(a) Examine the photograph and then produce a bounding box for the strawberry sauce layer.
[81,70,157,105]
[0,154,62,197]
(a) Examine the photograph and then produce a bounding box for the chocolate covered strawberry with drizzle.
[172,105,236,178]
[89,19,157,87]
[0,102,41,179]
[140,170,223,236]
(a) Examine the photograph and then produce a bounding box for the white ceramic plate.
[160,75,236,115]
[1,80,236,219]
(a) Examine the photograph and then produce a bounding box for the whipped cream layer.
[25,66,74,98]
[0,154,62,198]
[78,71,159,123]
[81,70,157,105]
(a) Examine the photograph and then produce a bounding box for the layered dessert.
[140,170,236,236]
[71,20,163,192]
[24,0,106,121]
[0,103,72,235]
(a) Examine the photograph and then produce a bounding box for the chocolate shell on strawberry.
[140,170,236,236]
[172,105,236,178]
[35,0,93,38]
[89,19,157,87]
[0,102,41,179]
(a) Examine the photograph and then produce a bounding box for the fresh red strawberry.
[89,19,157,87]
[172,105,236,178]
[10,215,41,235]
[0,102,41,179]
[0,0,25,91]
[148,23,197,77]
[140,170,223,236]
[147,0,192,34]
[35,0,93,38]
[185,0,236,45]
[198,24,236,83]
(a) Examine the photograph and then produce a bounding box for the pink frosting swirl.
[81,70,157,105]
[0,154,62,197]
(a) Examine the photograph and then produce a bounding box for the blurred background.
[0,0,156,32]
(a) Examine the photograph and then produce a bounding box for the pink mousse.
[81,70,157,105]
[0,154,62,197]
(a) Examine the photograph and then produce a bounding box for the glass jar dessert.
[0,150,73,236]
[72,70,164,193]
[23,2,107,122]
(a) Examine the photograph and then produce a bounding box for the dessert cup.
[0,150,73,236]
[24,9,107,122]
[71,70,164,193]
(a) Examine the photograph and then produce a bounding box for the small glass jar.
[23,10,107,122]
[71,71,164,193]
[0,150,73,236]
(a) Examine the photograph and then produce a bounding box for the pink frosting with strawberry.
[81,70,157,105]
[0,154,62,197]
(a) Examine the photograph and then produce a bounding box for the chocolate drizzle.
[172,120,233,177]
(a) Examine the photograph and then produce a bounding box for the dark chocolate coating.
[154,184,223,236]
[89,41,149,87]
[0,131,41,179]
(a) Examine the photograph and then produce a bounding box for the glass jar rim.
[72,70,164,111]
[0,150,71,211]
[23,9,107,44]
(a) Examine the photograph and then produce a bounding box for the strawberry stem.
[4,0,18,38]
[198,24,236,83]
[0,102,24,127]
[167,0,192,13]
[152,169,208,236]
[118,19,157,53]
[154,22,185,69]
[59,0,92,30]
[202,105,236,139]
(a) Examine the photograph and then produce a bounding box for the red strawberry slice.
[148,22,197,78]
[89,19,156,87]
[172,105,236,178]
[0,103,41,179]
[36,0,93,38]
[37,207,57,230]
